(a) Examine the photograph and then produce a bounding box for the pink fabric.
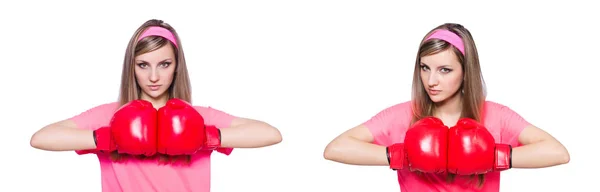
[70,102,236,192]
[364,101,530,192]
[138,26,179,49]
[425,29,465,55]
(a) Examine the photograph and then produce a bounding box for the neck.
[433,91,463,124]
[140,93,169,109]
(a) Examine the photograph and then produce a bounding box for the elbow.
[323,137,354,161]
[561,153,570,165]
[553,140,570,165]
[259,122,283,146]
[30,132,44,150]
[559,147,570,165]
[269,128,283,145]
[323,142,339,161]
[549,141,570,165]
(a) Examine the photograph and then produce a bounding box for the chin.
[428,95,449,103]
[142,89,168,99]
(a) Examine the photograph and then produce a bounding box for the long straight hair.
[410,23,487,188]
[118,19,192,106]
[112,19,194,165]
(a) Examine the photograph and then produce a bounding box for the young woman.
[323,23,570,192]
[30,19,283,192]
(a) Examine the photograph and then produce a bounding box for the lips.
[148,85,161,91]
[429,89,441,95]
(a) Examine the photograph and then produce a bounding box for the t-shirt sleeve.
[196,106,237,156]
[362,103,409,146]
[497,105,531,147]
[69,103,118,155]
[69,103,117,131]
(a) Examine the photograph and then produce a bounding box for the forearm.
[30,127,96,151]
[218,121,282,148]
[511,140,570,168]
[324,137,389,166]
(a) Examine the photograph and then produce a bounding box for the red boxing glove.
[157,98,222,155]
[110,100,159,156]
[447,118,512,175]
[388,117,448,173]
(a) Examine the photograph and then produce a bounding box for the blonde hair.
[118,19,192,105]
[111,19,194,165]
[409,23,487,188]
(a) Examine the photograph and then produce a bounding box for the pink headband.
[138,26,179,49]
[425,29,465,55]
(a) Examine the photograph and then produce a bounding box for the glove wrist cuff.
[494,144,512,171]
[94,127,112,151]
[79,127,115,155]
[388,143,407,170]
[204,125,221,150]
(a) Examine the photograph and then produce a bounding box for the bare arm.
[323,124,389,166]
[218,117,282,148]
[30,119,96,151]
[511,125,570,168]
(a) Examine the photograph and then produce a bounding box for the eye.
[137,63,149,68]
[440,68,452,73]
[159,62,172,68]
[420,65,429,71]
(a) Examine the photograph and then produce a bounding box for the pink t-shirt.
[364,101,530,192]
[70,102,237,192]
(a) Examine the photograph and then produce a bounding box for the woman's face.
[134,43,176,101]
[419,48,463,103]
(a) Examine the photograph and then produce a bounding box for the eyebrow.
[135,58,173,63]
[420,62,452,68]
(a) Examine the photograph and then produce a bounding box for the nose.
[427,72,439,87]
[149,68,159,83]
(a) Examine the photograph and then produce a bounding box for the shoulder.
[192,105,210,110]
[483,100,513,114]
[192,105,214,115]
[383,101,413,114]
[395,101,413,109]
[484,100,508,109]
[365,101,413,127]
[364,101,413,145]
[482,100,525,124]
[482,101,530,145]
[192,105,233,118]
[80,102,120,114]
[192,105,236,128]
[374,101,413,120]
[70,102,120,129]
[483,100,524,114]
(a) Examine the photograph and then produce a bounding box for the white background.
[1,1,597,191]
